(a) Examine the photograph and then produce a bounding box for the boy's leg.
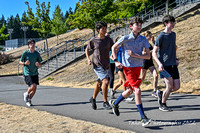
[141,69,147,81]
[102,78,112,109]
[118,70,126,91]
[93,80,102,99]
[171,79,180,92]
[102,78,109,102]
[149,66,158,92]
[28,83,37,99]
[162,77,173,103]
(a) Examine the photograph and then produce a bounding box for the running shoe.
[159,104,173,112]
[26,99,32,107]
[110,90,116,99]
[103,101,112,110]
[152,91,158,97]
[89,97,97,110]
[23,92,29,102]
[109,100,120,116]
[124,97,134,103]
[141,116,152,127]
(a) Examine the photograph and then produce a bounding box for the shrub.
[0,52,13,65]
[46,77,54,81]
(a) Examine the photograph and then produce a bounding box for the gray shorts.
[94,67,110,81]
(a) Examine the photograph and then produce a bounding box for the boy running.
[141,31,158,97]
[20,39,42,106]
[109,17,152,127]
[152,15,180,111]
[85,21,114,110]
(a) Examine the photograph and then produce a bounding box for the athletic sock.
[136,104,145,120]
[114,94,125,106]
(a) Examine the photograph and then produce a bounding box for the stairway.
[38,51,85,79]
[38,0,200,79]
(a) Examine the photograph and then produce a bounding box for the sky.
[0,0,80,20]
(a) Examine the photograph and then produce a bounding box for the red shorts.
[123,67,142,91]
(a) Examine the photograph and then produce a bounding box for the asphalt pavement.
[0,76,200,133]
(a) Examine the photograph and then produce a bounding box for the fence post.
[56,49,58,69]
[73,43,76,58]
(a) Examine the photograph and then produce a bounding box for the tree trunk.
[45,37,49,56]
[93,29,95,37]
[57,35,58,45]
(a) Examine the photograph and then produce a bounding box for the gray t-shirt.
[87,36,114,70]
[155,31,176,66]
[116,33,150,67]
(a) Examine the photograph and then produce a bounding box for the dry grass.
[40,8,200,95]
[0,103,133,133]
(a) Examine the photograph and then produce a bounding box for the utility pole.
[8,29,13,50]
[166,0,169,15]
[21,26,28,45]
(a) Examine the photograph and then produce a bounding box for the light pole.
[21,26,28,45]
[8,29,13,50]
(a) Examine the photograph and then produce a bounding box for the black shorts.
[24,75,39,86]
[142,59,154,70]
[160,65,180,79]
[116,67,123,73]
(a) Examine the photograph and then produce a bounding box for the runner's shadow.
[34,100,104,107]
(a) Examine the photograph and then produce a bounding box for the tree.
[51,5,68,45]
[21,12,40,38]
[0,23,9,41]
[13,14,22,39]
[24,0,52,52]
[0,15,7,45]
[66,0,114,36]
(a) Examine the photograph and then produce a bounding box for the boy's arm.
[110,47,119,61]
[127,48,150,59]
[19,52,30,65]
[112,43,123,68]
[152,46,164,71]
[85,47,92,65]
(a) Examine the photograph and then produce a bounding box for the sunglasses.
[29,43,35,45]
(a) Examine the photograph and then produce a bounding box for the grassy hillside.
[1,8,199,94]
[40,8,200,94]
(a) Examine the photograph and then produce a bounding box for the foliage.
[0,23,9,41]
[51,5,68,44]
[66,0,114,36]
[24,0,51,50]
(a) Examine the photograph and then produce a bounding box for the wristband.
[114,59,118,62]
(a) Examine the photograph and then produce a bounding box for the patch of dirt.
[0,103,133,133]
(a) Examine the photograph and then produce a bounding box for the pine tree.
[51,5,68,45]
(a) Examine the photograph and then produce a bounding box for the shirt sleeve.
[155,33,162,47]
[86,37,94,50]
[116,36,125,46]
[37,53,43,63]
[20,51,26,62]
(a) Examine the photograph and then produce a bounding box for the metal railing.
[18,0,200,77]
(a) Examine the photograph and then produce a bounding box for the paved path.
[0,76,200,133]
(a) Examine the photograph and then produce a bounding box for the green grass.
[142,80,151,85]
[177,29,182,33]
[46,77,54,81]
